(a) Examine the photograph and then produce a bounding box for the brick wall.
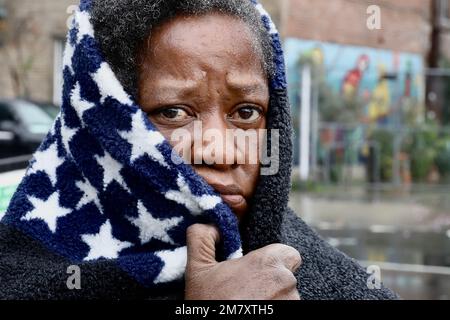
[282,0,432,56]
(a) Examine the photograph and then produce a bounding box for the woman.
[0,0,397,300]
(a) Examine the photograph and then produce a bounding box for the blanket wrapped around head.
[1,0,286,288]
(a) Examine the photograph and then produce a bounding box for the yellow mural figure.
[368,64,391,122]
[299,46,325,68]
[311,47,324,66]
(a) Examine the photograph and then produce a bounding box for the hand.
[185,224,301,300]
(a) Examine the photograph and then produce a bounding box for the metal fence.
[311,123,450,186]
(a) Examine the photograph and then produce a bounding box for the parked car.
[0,99,57,159]
[33,101,60,118]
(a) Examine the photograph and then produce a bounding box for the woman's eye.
[230,106,262,123]
[158,107,190,121]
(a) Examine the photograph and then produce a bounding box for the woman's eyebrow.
[144,77,268,101]
[225,78,268,95]
[147,79,200,98]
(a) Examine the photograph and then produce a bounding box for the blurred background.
[0,0,449,299]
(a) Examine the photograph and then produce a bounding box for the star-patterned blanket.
[1,0,286,288]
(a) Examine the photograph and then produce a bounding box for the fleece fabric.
[0,0,398,300]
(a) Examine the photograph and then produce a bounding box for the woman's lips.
[219,194,246,207]
[208,183,247,211]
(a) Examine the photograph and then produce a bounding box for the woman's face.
[137,13,270,220]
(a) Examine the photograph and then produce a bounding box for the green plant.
[369,129,394,182]
[410,148,436,182]
[318,83,365,124]
[435,135,450,182]
[407,128,438,182]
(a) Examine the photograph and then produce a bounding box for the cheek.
[234,122,267,162]
[238,163,261,196]
[237,128,265,196]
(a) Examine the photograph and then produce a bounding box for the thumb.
[186,224,220,269]
[257,244,302,273]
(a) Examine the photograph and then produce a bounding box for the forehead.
[140,13,265,80]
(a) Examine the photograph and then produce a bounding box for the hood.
[2,0,292,288]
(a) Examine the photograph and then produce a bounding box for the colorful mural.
[284,38,425,125]
[284,38,426,172]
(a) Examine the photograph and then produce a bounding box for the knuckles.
[186,224,218,244]
[269,266,298,289]
[186,224,207,239]
[248,244,302,271]
[244,250,299,289]
[252,250,280,268]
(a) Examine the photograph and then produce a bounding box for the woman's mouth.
[219,194,246,207]
[208,183,247,212]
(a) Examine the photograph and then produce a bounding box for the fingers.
[186,224,221,267]
[257,244,302,273]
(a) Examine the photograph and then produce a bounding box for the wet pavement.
[289,185,450,299]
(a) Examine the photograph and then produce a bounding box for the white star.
[75,179,102,212]
[28,143,64,186]
[21,192,71,233]
[60,114,78,155]
[118,111,168,168]
[70,82,95,122]
[128,201,183,245]
[81,220,132,261]
[95,151,129,191]
[91,62,133,105]
[154,246,187,284]
[75,11,95,44]
[164,174,222,216]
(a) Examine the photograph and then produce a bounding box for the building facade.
[282,0,432,56]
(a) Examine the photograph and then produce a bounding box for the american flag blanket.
[1,0,286,289]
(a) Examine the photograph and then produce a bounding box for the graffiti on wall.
[284,38,425,125]
[284,38,426,173]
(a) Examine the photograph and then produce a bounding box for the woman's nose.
[191,119,239,170]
